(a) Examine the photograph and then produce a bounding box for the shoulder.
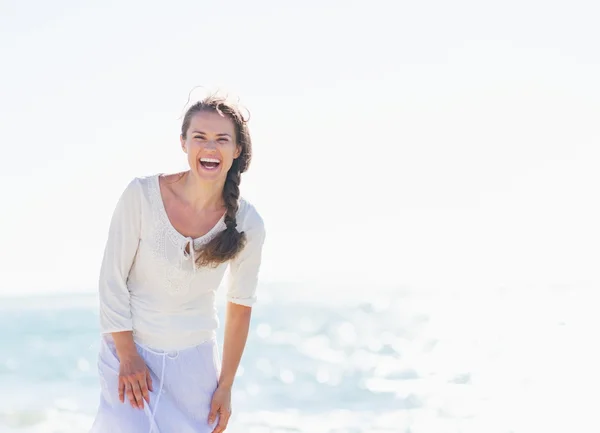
[119,176,142,197]
[131,173,160,188]
[121,173,155,189]
[125,172,163,194]
[116,173,159,205]
[237,197,265,235]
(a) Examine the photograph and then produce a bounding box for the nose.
[203,140,218,150]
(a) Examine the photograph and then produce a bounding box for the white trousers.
[90,334,220,433]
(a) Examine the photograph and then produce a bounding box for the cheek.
[185,141,199,155]
[223,144,238,159]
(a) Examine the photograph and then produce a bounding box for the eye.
[194,135,206,140]
[218,138,229,143]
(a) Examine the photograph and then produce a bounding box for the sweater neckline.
[153,174,226,244]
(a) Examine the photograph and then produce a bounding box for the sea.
[0,282,597,433]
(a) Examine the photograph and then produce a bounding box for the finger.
[131,380,144,409]
[213,414,229,433]
[221,410,231,424]
[118,378,125,403]
[208,403,219,424]
[125,383,136,408]
[146,370,154,392]
[139,376,150,404]
[222,408,231,425]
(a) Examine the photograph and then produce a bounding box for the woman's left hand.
[208,384,232,433]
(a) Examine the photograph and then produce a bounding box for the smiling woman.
[90,94,266,433]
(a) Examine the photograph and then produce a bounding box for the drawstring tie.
[141,238,193,432]
[186,237,196,273]
[143,347,180,433]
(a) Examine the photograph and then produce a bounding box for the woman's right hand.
[118,353,153,410]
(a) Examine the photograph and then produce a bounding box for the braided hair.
[180,95,252,267]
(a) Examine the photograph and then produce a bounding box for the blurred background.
[1,1,599,432]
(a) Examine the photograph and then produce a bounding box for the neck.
[180,170,226,212]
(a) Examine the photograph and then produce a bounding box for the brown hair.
[181,94,252,267]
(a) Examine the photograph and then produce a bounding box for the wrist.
[111,331,138,360]
[218,377,234,389]
[117,348,139,361]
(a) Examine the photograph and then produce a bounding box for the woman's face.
[180,111,241,182]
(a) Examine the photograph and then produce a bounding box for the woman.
[90,95,266,433]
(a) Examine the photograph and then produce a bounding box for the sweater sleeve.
[98,178,142,334]
[225,204,266,307]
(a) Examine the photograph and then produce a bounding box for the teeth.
[200,158,220,163]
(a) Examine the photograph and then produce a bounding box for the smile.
[199,157,221,170]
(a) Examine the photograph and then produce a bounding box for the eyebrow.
[191,130,232,138]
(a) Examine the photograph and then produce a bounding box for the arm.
[220,208,266,387]
[208,208,266,429]
[99,178,141,350]
[218,303,252,388]
[98,178,151,408]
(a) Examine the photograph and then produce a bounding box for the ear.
[234,144,242,159]
[180,135,187,153]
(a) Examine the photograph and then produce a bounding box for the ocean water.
[0,283,597,433]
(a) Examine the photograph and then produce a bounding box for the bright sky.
[0,0,598,296]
